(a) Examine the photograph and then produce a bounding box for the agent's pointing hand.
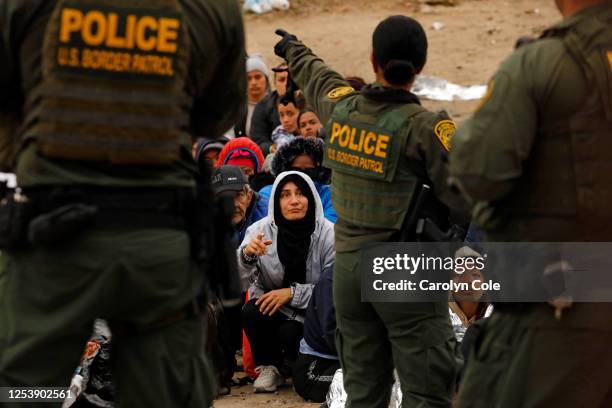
[274,29,298,59]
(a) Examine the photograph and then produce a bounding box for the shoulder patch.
[476,79,495,112]
[327,86,355,100]
[434,119,456,151]
[607,51,612,72]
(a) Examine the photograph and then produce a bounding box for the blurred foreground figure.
[0,1,246,407]
[450,0,612,406]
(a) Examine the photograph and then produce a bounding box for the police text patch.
[325,121,393,180]
[53,3,182,79]
[434,120,456,151]
[327,86,355,100]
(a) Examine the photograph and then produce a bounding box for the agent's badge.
[434,120,456,151]
[327,86,355,100]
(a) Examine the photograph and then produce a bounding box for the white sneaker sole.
[253,382,284,393]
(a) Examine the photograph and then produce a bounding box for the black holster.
[1,184,191,249]
[394,183,466,243]
[28,203,98,246]
[0,186,35,249]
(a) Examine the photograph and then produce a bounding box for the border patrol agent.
[0,0,246,406]
[450,0,612,406]
[275,16,469,408]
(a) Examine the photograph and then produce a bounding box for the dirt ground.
[216,1,559,407]
[215,380,320,408]
[242,0,560,121]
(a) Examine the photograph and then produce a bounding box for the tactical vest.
[21,0,192,165]
[506,7,612,241]
[323,97,426,230]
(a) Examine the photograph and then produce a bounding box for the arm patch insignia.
[476,79,495,112]
[327,86,355,100]
[434,119,456,151]
[608,51,612,72]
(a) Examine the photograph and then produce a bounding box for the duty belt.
[22,186,194,230]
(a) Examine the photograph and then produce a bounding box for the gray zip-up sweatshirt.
[237,171,335,322]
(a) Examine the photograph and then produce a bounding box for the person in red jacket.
[216,137,266,178]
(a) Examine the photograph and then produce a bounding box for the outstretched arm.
[275,30,353,125]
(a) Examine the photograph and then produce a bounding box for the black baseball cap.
[212,165,248,194]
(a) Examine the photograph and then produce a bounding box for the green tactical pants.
[0,229,215,408]
[333,251,457,408]
[458,305,612,408]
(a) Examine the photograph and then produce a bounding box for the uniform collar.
[543,3,611,35]
[361,82,421,105]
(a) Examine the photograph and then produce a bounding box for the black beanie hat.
[372,15,428,86]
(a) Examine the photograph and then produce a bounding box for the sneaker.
[253,365,285,393]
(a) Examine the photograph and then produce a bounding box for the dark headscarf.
[273,174,316,286]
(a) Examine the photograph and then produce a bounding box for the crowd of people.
[65,48,492,407]
[2,0,610,407]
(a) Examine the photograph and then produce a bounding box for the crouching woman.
[237,171,335,393]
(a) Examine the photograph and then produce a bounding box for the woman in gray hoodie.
[237,171,335,393]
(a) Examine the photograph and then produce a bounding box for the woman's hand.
[244,233,273,257]
[256,288,292,316]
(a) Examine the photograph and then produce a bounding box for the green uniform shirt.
[0,0,246,187]
[449,6,609,238]
[286,41,469,251]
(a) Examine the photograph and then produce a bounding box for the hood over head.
[271,137,325,176]
[268,171,324,225]
[216,137,265,173]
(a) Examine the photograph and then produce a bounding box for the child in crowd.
[298,109,323,139]
[271,99,302,150]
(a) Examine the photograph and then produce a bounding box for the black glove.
[274,29,297,59]
[514,36,535,49]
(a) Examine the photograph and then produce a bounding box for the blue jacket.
[234,193,267,246]
[257,182,337,223]
[302,265,336,357]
